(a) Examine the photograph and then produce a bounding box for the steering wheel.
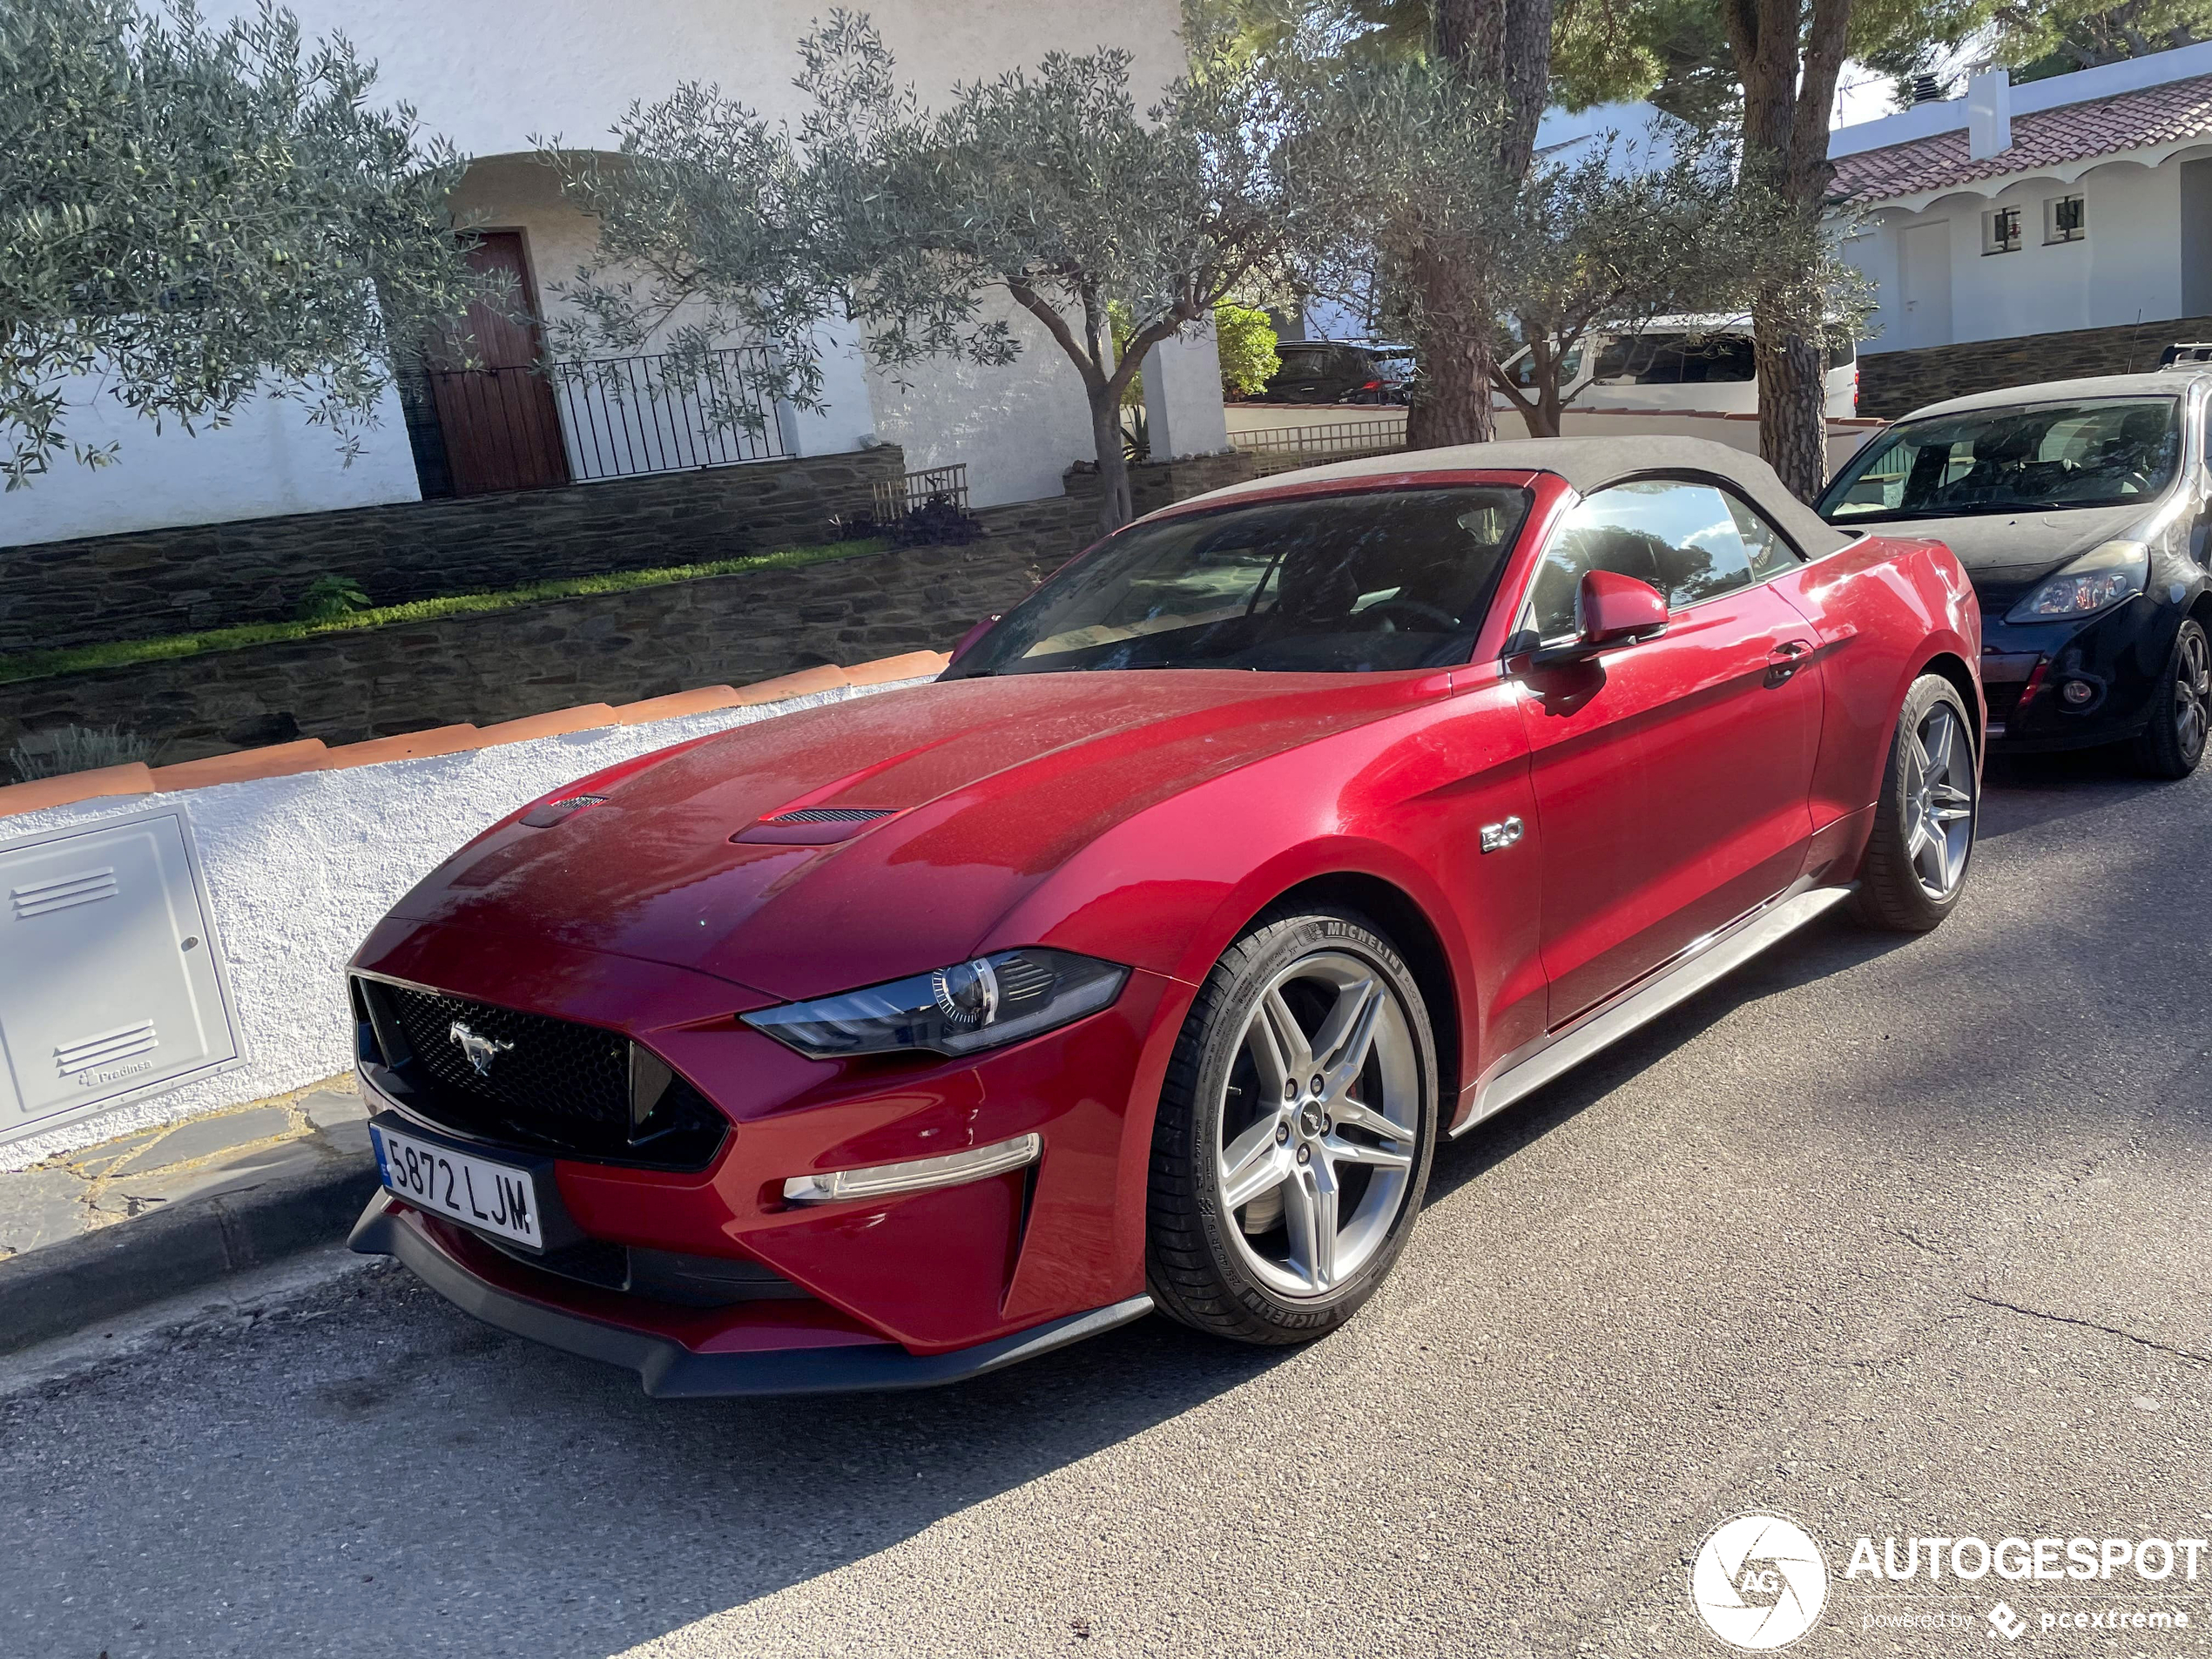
[1364,597,1460,632]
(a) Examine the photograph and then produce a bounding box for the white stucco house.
[7,0,1227,550]
[1831,44,2212,357]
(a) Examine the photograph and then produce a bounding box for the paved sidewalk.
[0,1078,379,1352]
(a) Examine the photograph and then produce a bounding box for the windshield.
[943,487,1534,678]
[1817,396,2181,522]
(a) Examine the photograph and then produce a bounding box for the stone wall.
[3,537,1046,763]
[0,448,909,656]
[1859,316,2212,418]
[1064,449,1258,522]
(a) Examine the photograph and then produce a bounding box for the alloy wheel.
[1215,951,1420,1298]
[2175,626,2209,759]
[1903,701,1976,900]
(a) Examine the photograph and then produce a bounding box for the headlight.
[2006,540,2148,623]
[741,948,1128,1058]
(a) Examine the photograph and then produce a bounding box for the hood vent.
[734,806,898,846]
[768,807,894,825]
[518,793,609,829]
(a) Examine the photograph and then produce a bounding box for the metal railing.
[398,346,792,498]
[1233,416,1410,477]
[872,462,971,520]
[550,347,791,482]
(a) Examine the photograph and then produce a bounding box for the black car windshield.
[1817,396,2181,522]
[944,487,1534,677]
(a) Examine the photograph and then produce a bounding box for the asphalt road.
[5,748,2211,1659]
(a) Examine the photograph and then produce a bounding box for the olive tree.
[1489,125,1750,438]
[551,10,1316,533]
[0,0,482,489]
[1285,50,1529,442]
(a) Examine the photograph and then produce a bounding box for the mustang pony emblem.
[447,1021,513,1077]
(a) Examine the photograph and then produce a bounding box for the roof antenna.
[2124,309,2146,374]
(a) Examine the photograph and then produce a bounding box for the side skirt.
[1451,884,1854,1136]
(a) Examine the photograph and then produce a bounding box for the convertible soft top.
[1191,435,1854,557]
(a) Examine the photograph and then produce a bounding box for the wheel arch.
[1242,871,1462,1112]
[1915,649,1984,753]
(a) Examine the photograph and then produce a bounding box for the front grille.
[1985,681,2027,724]
[357,978,728,1170]
[769,807,892,825]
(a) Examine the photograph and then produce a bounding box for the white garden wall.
[0,375,421,550]
[0,678,923,1171]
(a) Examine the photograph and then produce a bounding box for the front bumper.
[350,1197,1151,1396]
[344,923,1187,1392]
[1979,596,2179,752]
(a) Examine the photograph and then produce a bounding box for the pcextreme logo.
[1689,1514,1830,1650]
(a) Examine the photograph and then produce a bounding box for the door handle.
[1766,639,1815,685]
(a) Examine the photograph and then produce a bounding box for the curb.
[0,1148,378,1357]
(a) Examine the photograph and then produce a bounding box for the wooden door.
[428,232,570,494]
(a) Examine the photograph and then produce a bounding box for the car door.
[1511,478,1824,1027]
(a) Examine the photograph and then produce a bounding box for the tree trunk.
[1088,384,1135,535]
[1753,313,1827,502]
[1407,250,1497,450]
[1722,0,1855,502]
[1433,0,1560,178]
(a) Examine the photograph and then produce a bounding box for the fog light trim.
[782,1132,1042,1204]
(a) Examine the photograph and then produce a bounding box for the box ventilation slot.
[54,1021,158,1077]
[11,867,119,920]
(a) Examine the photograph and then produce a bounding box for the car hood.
[1855,502,2151,592]
[381,671,1433,1001]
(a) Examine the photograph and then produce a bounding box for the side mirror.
[948,615,1001,667]
[1531,570,1669,665]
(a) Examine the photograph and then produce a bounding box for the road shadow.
[1978,744,2185,840]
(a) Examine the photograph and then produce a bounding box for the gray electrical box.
[0,806,245,1147]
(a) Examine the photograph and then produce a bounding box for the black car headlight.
[741,948,1129,1058]
[2006,540,2148,623]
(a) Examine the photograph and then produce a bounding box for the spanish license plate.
[371,1123,543,1249]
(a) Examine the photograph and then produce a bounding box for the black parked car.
[1817,362,2212,778]
[1257,341,1407,405]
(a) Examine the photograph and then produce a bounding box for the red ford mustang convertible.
[348,437,1983,1394]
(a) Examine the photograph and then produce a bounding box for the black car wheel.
[1855,674,1979,934]
[2134,617,2209,780]
[1146,907,1438,1345]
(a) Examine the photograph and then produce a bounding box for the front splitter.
[348,1197,1154,1398]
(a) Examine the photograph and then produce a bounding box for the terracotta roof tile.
[727,665,851,705]
[1832,72,2212,201]
[844,651,952,685]
[320,725,482,770]
[150,739,329,792]
[0,762,156,820]
[475,705,619,745]
[614,685,743,724]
